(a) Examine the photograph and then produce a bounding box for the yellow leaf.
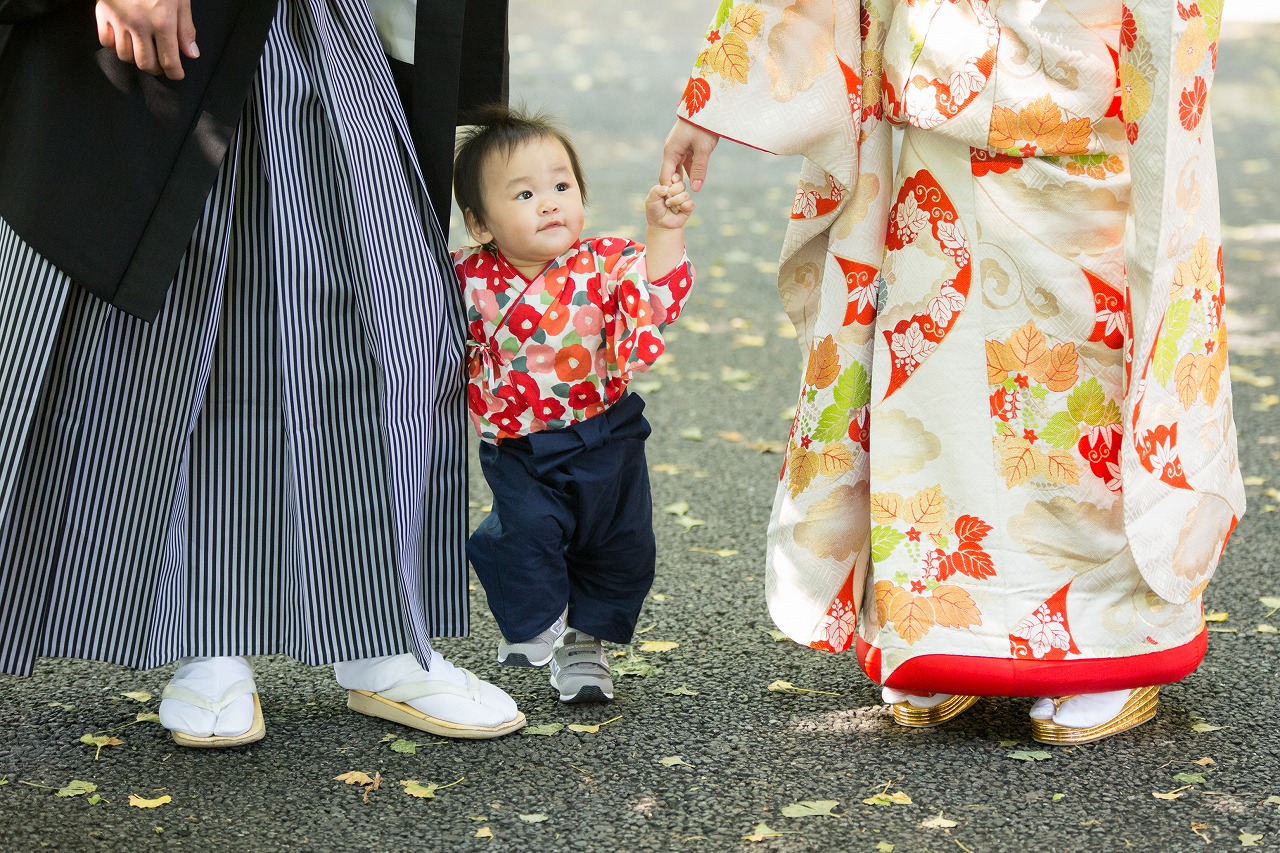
[1044,449,1080,485]
[743,823,788,841]
[128,795,172,809]
[119,691,152,703]
[1056,116,1093,155]
[729,3,765,39]
[1019,95,1064,147]
[567,715,622,734]
[518,814,549,823]
[1007,321,1049,374]
[1152,787,1188,800]
[1000,435,1040,487]
[988,105,1022,150]
[1175,353,1209,410]
[717,430,746,442]
[638,641,680,653]
[400,781,439,799]
[767,679,840,696]
[905,485,946,534]
[921,813,959,829]
[863,790,913,806]
[474,827,494,839]
[334,772,375,786]
[788,444,819,498]
[1204,611,1229,622]
[705,32,752,84]
[889,592,936,646]
[818,442,854,478]
[805,336,841,389]
[929,585,982,629]
[1038,343,1079,392]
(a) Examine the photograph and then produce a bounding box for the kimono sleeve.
[595,237,695,377]
[676,0,863,190]
[1119,0,1244,604]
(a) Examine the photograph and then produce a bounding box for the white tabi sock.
[159,656,256,738]
[1029,689,1132,727]
[334,652,519,728]
[882,687,953,709]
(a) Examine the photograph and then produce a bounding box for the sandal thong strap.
[376,669,482,704]
[161,678,258,715]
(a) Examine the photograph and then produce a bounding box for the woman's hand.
[95,0,199,81]
[660,119,720,192]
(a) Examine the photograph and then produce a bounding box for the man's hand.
[96,0,199,81]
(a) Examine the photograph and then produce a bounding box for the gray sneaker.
[549,630,614,703]
[496,608,566,667]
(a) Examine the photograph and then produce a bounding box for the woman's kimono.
[677,0,1244,695]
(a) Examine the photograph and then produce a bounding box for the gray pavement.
[2,3,1278,851]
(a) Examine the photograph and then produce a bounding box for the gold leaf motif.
[906,485,946,534]
[729,3,766,39]
[1007,322,1049,375]
[869,492,902,524]
[889,592,936,645]
[1175,353,1209,410]
[1000,435,1040,487]
[1044,449,1080,485]
[1038,343,1079,392]
[706,32,752,84]
[818,442,854,478]
[1056,116,1093,155]
[766,0,834,101]
[788,444,819,497]
[986,340,1015,384]
[988,106,1022,150]
[1019,95,1063,147]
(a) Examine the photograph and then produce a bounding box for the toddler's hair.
[454,103,588,228]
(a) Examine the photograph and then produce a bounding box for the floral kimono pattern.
[679,0,1243,694]
[455,239,694,441]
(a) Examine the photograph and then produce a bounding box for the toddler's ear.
[464,209,493,246]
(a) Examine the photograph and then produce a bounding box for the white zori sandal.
[159,656,265,748]
[337,653,526,739]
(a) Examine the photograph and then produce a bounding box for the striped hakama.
[0,0,467,676]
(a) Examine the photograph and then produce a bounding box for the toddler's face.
[468,136,585,275]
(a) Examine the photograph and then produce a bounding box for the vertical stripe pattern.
[0,0,467,676]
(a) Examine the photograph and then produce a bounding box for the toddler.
[453,105,695,702]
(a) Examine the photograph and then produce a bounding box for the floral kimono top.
[455,239,695,442]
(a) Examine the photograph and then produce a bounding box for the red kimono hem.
[856,628,1208,697]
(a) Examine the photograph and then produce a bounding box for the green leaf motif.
[713,0,733,29]
[832,362,871,411]
[1153,337,1180,384]
[1040,412,1081,450]
[1164,299,1192,342]
[812,405,848,443]
[1067,377,1105,426]
[871,526,906,564]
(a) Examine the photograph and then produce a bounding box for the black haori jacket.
[0,0,506,321]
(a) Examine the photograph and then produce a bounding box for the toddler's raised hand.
[646,177,694,230]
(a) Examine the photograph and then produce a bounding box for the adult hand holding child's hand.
[95,0,200,81]
[646,177,694,230]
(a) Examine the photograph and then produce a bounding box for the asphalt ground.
[1,3,1277,851]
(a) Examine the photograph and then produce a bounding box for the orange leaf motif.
[1174,353,1209,410]
[953,514,992,545]
[1019,95,1064,145]
[870,492,902,523]
[818,442,854,478]
[805,335,841,389]
[929,585,983,629]
[874,580,900,625]
[939,541,996,581]
[1007,322,1049,375]
[889,592,936,645]
[1056,116,1093,155]
[1038,342,1079,392]
[706,32,751,84]
[681,76,712,116]
[988,105,1022,150]
[986,340,1015,384]
[906,485,946,534]
[788,444,819,497]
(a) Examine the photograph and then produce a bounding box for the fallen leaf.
[1240,831,1263,847]
[1153,786,1191,800]
[119,691,152,703]
[1265,796,1280,805]
[389,739,422,754]
[79,735,125,761]
[662,500,690,516]
[1243,475,1266,486]
[674,516,705,531]
[689,547,739,557]
[400,778,463,800]
[335,772,376,786]
[683,318,712,334]
[1205,611,1230,622]
[863,791,913,806]
[521,723,564,737]
[665,685,699,696]
[1192,722,1227,733]
[768,679,840,697]
[1262,596,1280,617]
[632,380,661,394]
[638,641,679,653]
[734,334,766,348]
[1007,750,1053,762]
[1052,793,1065,802]
[1173,772,1208,784]
[1195,757,1216,767]
[379,733,398,743]
[998,740,1021,748]
[659,756,694,768]
[0,776,8,786]
[875,843,894,853]
[766,629,788,642]
[746,440,787,453]
[651,593,669,602]
[128,795,171,809]
[135,712,161,724]
[55,780,97,798]
[518,814,549,823]
[742,823,790,841]
[567,715,622,734]
[679,428,704,441]
[611,655,660,678]
[717,430,746,442]
[921,813,958,829]
[474,827,493,839]
[651,463,681,475]
[1207,627,1238,634]
[1191,822,1211,842]
[780,800,840,818]
[87,794,102,805]
[1256,624,1278,634]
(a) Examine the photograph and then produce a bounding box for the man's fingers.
[97,14,117,50]
[154,28,186,79]
[177,0,199,57]
[117,29,136,65]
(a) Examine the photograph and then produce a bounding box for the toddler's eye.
[517,190,533,200]
[556,182,571,192]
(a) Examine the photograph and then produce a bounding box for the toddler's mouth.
[539,221,564,232]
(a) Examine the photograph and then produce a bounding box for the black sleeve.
[0,0,80,24]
